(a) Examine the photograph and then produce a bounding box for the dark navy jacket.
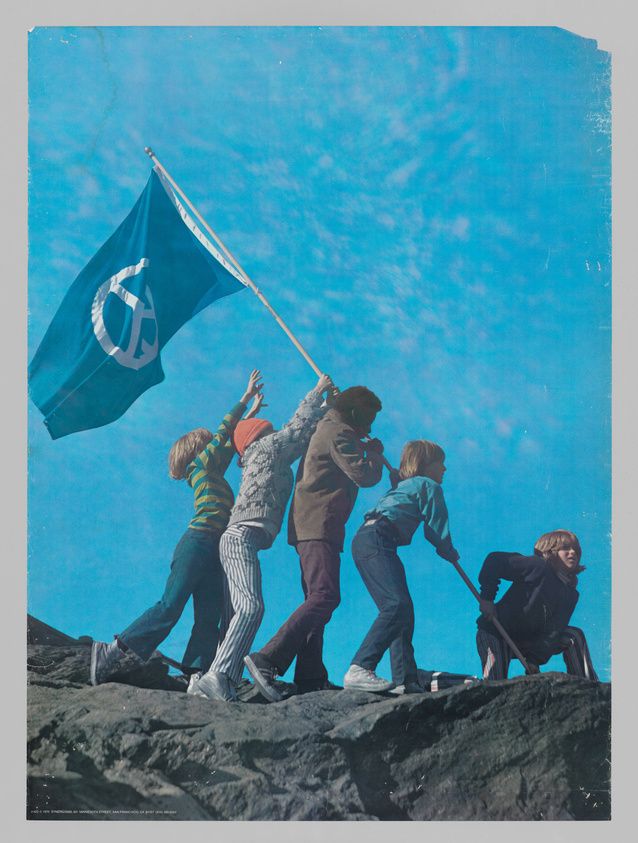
[476,552,579,666]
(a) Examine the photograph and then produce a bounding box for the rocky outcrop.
[27,620,611,822]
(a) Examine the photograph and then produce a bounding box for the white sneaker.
[343,664,395,693]
[186,671,205,696]
[194,670,237,702]
[90,640,124,686]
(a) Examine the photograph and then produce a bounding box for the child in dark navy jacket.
[476,529,598,680]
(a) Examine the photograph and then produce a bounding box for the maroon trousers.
[259,540,341,689]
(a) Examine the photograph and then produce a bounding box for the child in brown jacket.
[244,386,385,701]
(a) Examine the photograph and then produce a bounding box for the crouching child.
[476,529,598,681]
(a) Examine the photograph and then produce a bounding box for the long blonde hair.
[534,529,585,574]
[168,428,214,480]
[399,440,445,480]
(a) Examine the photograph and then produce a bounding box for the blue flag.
[29,168,247,439]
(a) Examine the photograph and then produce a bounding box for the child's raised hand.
[241,369,264,407]
[246,369,263,398]
[313,373,335,396]
[245,391,268,420]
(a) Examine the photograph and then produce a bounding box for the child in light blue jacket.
[344,440,459,695]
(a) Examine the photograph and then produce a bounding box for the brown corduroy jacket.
[287,408,384,551]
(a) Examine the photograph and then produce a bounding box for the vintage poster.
[19,2,626,838]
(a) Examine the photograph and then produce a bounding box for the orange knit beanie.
[231,419,274,456]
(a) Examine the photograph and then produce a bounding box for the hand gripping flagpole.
[449,557,531,673]
[144,146,394,472]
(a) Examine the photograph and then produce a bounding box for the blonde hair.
[168,428,214,480]
[534,529,585,574]
[399,440,446,481]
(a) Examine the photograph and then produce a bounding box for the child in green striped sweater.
[89,370,264,686]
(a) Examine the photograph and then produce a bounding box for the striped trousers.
[207,524,269,685]
[476,626,598,681]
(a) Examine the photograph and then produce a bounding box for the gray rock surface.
[27,624,611,822]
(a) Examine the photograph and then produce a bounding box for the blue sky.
[27,25,611,683]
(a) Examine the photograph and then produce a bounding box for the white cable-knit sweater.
[227,389,327,546]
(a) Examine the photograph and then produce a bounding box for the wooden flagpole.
[145,146,323,378]
[144,147,394,472]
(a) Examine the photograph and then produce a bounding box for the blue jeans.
[118,528,223,673]
[350,520,417,685]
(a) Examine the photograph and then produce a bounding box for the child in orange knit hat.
[190,372,335,702]
[231,418,274,456]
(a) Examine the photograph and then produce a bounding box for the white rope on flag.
[154,166,249,289]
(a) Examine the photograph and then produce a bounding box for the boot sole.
[343,682,395,693]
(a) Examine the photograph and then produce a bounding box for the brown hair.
[168,428,214,480]
[533,529,585,574]
[399,440,445,480]
[333,386,382,427]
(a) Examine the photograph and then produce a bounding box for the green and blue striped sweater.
[186,401,246,533]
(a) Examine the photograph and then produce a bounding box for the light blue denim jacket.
[365,476,459,562]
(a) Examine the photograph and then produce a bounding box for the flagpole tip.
[144,147,154,157]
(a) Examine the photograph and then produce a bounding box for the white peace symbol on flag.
[91,259,159,371]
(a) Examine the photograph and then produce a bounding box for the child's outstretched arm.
[271,374,335,460]
[210,370,265,457]
[239,369,264,410]
[478,551,527,599]
[421,484,459,563]
[244,390,267,420]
